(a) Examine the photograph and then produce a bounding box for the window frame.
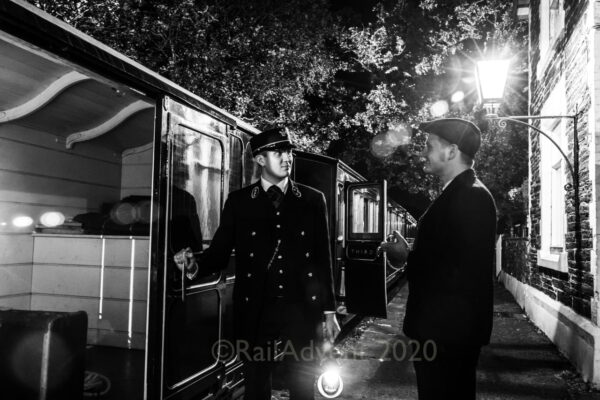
[537,78,568,272]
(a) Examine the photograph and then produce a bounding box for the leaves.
[29,0,528,221]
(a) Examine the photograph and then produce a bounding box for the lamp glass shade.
[475,59,510,104]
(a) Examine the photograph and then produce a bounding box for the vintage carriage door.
[344,181,388,318]
[155,97,229,399]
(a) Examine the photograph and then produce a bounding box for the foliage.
[323,0,528,220]
[30,0,529,221]
[30,0,344,151]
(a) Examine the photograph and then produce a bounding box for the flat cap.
[419,118,481,158]
[250,127,296,157]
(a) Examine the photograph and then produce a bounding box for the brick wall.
[529,0,594,318]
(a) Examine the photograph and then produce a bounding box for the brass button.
[301,231,305,236]
[245,297,249,302]
[279,269,283,274]
[251,231,256,236]
[277,255,282,259]
[249,253,254,258]
[278,285,283,289]
[308,272,313,277]
[311,295,317,301]
[276,211,280,216]
[247,273,252,277]
[276,224,281,229]
[305,252,310,258]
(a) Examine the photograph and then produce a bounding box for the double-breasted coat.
[403,169,497,347]
[201,180,335,348]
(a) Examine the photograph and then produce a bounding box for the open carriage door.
[343,181,388,318]
[149,97,229,399]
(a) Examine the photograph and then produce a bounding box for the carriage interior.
[0,32,156,397]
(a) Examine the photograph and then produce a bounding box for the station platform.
[271,280,600,399]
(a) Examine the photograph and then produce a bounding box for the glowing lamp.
[40,211,65,227]
[317,358,343,398]
[475,59,510,105]
[12,216,33,228]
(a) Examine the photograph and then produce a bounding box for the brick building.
[500,0,600,385]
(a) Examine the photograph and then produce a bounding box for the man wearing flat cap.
[177,127,340,399]
[381,118,497,399]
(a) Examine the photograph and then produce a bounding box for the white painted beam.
[122,142,153,158]
[66,100,153,149]
[0,71,90,123]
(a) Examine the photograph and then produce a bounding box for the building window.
[538,0,564,76]
[537,78,568,272]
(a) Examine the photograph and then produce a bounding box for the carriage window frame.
[348,186,383,240]
[168,126,225,251]
[228,134,244,193]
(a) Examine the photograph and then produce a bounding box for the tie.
[266,185,284,209]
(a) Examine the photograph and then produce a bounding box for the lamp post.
[475,58,582,271]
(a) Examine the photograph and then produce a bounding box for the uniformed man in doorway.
[381,118,497,400]
[176,127,340,400]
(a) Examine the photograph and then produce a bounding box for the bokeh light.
[430,100,449,117]
[451,91,465,103]
[40,211,66,227]
[110,202,137,225]
[12,216,33,228]
[385,122,411,146]
[370,133,396,158]
[370,122,412,159]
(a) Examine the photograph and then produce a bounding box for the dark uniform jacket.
[201,180,335,347]
[403,169,497,347]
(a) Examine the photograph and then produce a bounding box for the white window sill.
[537,250,568,273]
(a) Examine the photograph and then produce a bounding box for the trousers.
[244,298,318,400]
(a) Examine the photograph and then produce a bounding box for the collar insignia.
[251,186,259,199]
[291,181,302,198]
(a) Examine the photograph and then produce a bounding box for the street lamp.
[475,59,511,111]
[475,58,582,271]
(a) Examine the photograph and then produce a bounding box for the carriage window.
[169,130,223,253]
[349,187,381,238]
[243,139,258,185]
[229,135,243,192]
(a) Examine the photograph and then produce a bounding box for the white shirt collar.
[260,176,289,194]
[442,177,454,192]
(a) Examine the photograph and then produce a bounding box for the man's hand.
[324,313,341,344]
[379,230,409,267]
[173,247,198,279]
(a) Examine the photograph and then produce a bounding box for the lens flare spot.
[110,202,136,225]
[12,216,33,228]
[430,100,449,117]
[40,211,65,227]
[317,364,344,398]
[386,122,412,146]
[451,91,465,103]
[370,132,396,158]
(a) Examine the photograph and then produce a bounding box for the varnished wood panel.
[0,233,33,265]
[0,136,121,186]
[0,39,70,109]
[101,268,148,301]
[0,172,120,215]
[33,235,103,266]
[31,264,101,297]
[0,264,32,296]
[121,145,152,198]
[0,294,31,310]
[0,124,121,163]
[104,238,150,268]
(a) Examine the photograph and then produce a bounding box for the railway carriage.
[0,1,415,399]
